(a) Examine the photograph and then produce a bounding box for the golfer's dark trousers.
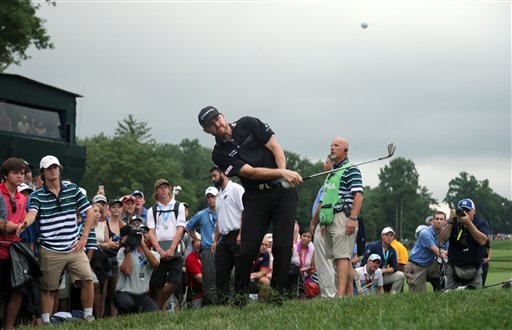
[236,186,298,294]
[216,229,240,304]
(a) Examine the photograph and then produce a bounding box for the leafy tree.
[444,172,511,233]
[0,0,54,71]
[115,114,153,143]
[79,135,201,213]
[284,151,324,228]
[361,157,436,241]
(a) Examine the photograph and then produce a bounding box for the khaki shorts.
[324,212,358,260]
[39,247,93,291]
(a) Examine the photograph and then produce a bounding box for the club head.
[387,143,396,157]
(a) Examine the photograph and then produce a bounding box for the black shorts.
[0,259,13,298]
[150,258,183,289]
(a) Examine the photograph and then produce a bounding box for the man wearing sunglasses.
[439,198,489,290]
[0,157,27,329]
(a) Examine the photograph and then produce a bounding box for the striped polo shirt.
[333,158,363,213]
[29,181,92,253]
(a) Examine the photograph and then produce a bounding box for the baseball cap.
[139,225,150,232]
[39,155,61,169]
[425,215,433,225]
[92,194,108,204]
[129,215,143,224]
[381,227,395,235]
[198,106,220,128]
[205,186,219,197]
[458,198,475,210]
[18,183,34,194]
[122,195,136,204]
[368,254,381,262]
[132,190,145,198]
[23,160,34,171]
[109,198,123,207]
[181,202,189,209]
[154,179,170,190]
[264,233,273,242]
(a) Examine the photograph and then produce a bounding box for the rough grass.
[27,239,512,330]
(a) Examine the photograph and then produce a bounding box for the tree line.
[78,116,511,242]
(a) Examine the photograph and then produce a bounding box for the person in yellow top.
[390,239,408,272]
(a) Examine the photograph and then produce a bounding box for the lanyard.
[208,211,217,230]
[382,248,389,265]
[134,249,146,266]
[297,243,309,268]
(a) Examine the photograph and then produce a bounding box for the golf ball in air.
[361,22,369,29]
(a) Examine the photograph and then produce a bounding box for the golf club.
[482,279,512,289]
[303,142,396,181]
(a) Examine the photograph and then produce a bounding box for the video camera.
[121,225,145,249]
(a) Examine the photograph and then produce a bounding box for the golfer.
[198,106,302,303]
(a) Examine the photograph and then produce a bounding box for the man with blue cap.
[439,198,489,290]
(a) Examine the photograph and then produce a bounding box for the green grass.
[28,239,512,330]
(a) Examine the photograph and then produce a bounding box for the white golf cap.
[39,155,61,169]
[18,183,34,193]
[381,227,395,235]
[205,186,219,197]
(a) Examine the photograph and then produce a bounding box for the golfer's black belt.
[257,179,283,191]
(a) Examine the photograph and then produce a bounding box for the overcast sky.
[7,0,511,207]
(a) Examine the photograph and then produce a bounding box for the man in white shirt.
[210,166,245,304]
[354,254,384,295]
[146,179,186,310]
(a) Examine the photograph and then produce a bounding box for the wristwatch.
[349,216,358,221]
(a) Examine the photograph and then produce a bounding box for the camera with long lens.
[125,228,144,248]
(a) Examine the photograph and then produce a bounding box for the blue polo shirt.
[186,207,216,249]
[409,227,438,267]
[29,182,91,252]
[448,217,489,267]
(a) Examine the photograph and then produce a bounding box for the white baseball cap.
[18,183,34,193]
[368,254,382,262]
[205,186,219,197]
[381,227,395,235]
[39,155,61,169]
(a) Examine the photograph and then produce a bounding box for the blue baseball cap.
[458,198,475,210]
[132,190,145,198]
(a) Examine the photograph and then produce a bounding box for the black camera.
[455,208,467,218]
[125,228,144,248]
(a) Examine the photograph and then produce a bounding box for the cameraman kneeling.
[439,199,489,290]
[115,225,160,314]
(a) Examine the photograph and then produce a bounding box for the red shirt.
[0,183,27,259]
[185,250,203,297]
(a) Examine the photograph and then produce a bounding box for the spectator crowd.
[0,154,493,328]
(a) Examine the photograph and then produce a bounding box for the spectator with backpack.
[147,179,186,311]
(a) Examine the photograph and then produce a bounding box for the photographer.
[114,225,160,314]
[439,199,489,290]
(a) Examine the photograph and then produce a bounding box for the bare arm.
[265,136,286,169]
[119,250,133,275]
[310,203,321,234]
[142,244,160,267]
[17,210,37,235]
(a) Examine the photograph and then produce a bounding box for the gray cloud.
[7,0,510,202]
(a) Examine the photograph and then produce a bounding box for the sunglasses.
[9,197,16,213]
